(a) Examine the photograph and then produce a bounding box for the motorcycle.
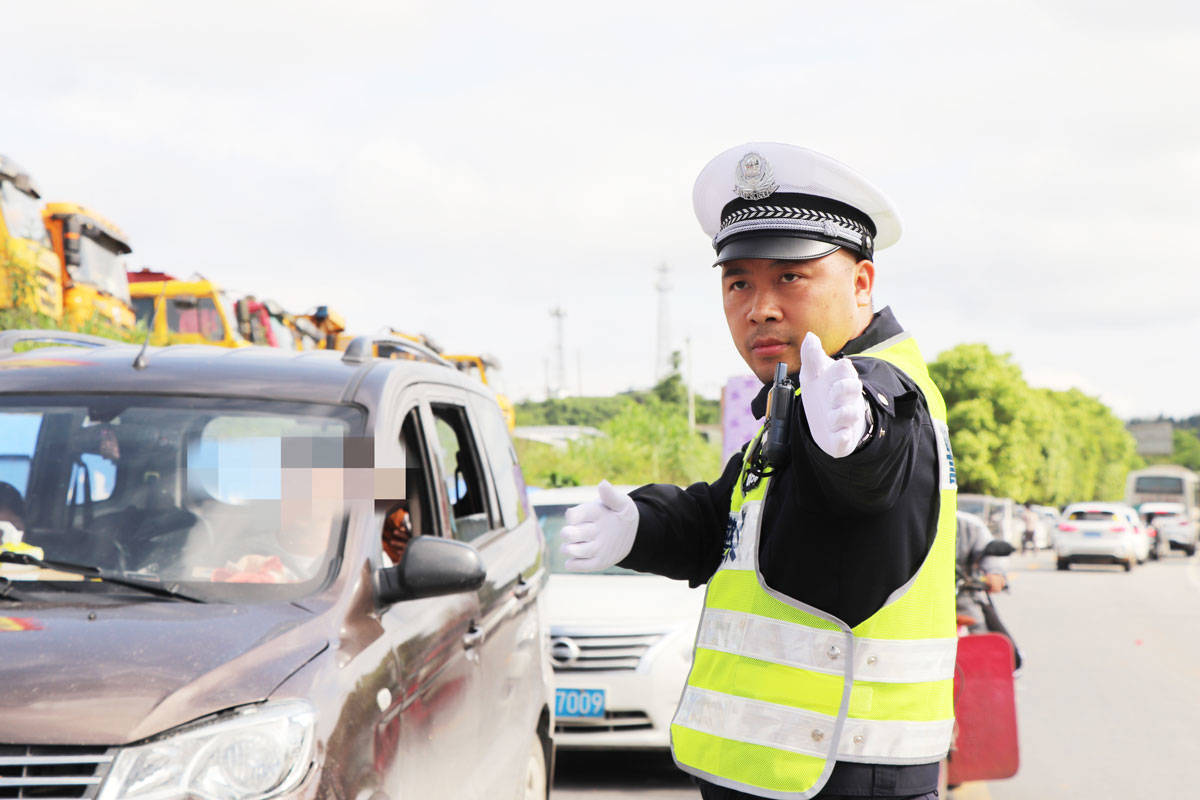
[944,539,1021,789]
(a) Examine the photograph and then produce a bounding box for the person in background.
[382,501,415,565]
[1021,502,1038,554]
[956,510,1009,633]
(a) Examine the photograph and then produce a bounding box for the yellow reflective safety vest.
[671,333,958,799]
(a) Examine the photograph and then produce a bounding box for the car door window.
[429,403,491,542]
[381,411,438,566]
[468,395,528,529]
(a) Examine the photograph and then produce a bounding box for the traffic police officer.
[560,142,958,799]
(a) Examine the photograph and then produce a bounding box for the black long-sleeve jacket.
[620,307,944,797]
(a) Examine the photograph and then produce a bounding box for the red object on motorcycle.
[947,633,1019,785]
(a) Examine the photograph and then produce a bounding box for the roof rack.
[341,335,452,367]
[0,329,119,354]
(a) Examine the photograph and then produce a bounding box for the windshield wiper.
[0,551,205,603]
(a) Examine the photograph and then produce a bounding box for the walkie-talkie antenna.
[132,283,167,370]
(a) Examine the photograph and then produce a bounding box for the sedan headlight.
[98,700,314,800]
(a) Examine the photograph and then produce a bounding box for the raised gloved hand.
[559,480,639,572]
[799,331,868,459]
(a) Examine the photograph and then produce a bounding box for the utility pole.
[655,263,672,382]
[549,306,566,399]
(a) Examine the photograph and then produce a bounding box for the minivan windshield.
[0,395,363,602]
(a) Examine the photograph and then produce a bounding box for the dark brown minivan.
[0,331,554,800]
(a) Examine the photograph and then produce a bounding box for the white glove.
[559,480,639,572]
[799,331,868,459]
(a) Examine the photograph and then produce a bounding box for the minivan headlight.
[98,700,314,800]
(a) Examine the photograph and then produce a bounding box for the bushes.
[515,397,721,488]
[0,308,146,349]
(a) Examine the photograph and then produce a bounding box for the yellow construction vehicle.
[242,302,323,350]
[0,155,62,321]
[444,353,516,430]
[126,269,246,347]
[42,202,136,331]
[307,315,517,430]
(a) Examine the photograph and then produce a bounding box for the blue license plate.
[1084,531,1101,538]
[556,688,605,718]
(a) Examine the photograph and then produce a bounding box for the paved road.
[986,549,1200,799]
[553,750,697,799]
[553,550,1200,799]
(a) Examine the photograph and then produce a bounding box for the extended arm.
[558,450,743,586]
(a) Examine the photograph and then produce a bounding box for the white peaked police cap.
[693,142,902,265]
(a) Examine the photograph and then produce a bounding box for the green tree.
[929,343,1141,504]
[1172,429,1200,471]
[514,356,719,428]
[929,344,1042,500]
[1146,428,1200,472]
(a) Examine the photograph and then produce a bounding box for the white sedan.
[530,486,704,751]
[1054,502,1150,571]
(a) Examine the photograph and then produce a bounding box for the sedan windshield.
[0,396,363,602]
[534,503,638,576]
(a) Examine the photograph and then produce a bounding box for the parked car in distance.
[1137,501,1198,557]
[1030,504,1060,550]
[0,330,553,800]
[1054,502,1150,571]
[530,485,704,751]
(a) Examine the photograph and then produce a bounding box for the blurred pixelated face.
[721,250,872,383]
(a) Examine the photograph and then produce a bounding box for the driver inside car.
[208,497,338,584]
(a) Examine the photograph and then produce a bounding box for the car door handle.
[513,580,532,600]
[463,626,484,650]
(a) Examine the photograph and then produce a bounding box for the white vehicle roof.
[1063,501,1137,516]
[528,485,640,506]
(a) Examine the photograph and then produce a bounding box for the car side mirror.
[983,540,1016,557]
[375,536,485,605]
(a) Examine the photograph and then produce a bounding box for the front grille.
[556,710,654,734]
[550,630,665,671]
[0,746,114,799]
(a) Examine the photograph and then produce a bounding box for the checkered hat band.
[715,205,873,253]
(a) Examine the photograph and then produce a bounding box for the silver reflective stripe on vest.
[676,686,955,763]
[697,609,957,684]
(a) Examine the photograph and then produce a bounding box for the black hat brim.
[713,235,842,267]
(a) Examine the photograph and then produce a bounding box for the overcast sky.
[5,1,1198,418]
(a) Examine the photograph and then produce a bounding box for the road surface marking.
[949,782,992,799]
